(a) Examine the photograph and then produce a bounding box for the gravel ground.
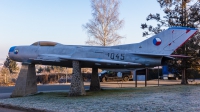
[0,85,200,112]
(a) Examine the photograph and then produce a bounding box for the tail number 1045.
[107,53,124,60]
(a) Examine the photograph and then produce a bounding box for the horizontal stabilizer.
[132,53,192,58]
[170,55,192,58]
[132,53,169,56]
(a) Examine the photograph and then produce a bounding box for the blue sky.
[0,0,164,63]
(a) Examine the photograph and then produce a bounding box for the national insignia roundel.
[153,38,162,46]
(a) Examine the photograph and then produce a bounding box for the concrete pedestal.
[11,64,37,97]
[90,67,101,91]
[69,61,86,96]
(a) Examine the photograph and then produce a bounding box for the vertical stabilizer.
[134,27,197,55]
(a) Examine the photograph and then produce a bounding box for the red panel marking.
[186,29,190,33]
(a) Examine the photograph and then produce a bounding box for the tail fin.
[134,27,198,55]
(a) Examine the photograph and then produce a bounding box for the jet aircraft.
[8,27,197,69]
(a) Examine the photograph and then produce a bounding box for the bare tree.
[83,0,124,46]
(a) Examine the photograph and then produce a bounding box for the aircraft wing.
[32,54,141,65]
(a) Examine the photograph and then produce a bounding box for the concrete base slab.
[11,64,37,97]
[90,68,101,91]
[69,61,86,96]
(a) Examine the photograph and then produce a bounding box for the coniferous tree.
[141,0,200,84]
[3,56,19,74]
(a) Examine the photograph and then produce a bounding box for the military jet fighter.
[8,27,197,69]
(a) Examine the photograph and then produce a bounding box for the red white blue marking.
[153,38,162,46]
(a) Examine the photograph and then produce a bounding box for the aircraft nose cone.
[8,46,16,59]
[9,46,15,53]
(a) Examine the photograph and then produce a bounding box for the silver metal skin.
[8,27,197,69]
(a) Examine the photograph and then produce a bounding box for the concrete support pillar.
[11,64,37,97]
[69,61,86,96]
[90,67,101,91]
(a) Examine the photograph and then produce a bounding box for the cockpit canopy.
[31,41,59,46]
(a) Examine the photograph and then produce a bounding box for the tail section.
[134,27,198,55]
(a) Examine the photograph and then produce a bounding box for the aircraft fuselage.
[9,45,162,68]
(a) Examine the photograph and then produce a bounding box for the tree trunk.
[181,68,188,84]
[4,74,7,84]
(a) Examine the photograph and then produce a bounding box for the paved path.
[0,80,182,93]
[0,80,184,99]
